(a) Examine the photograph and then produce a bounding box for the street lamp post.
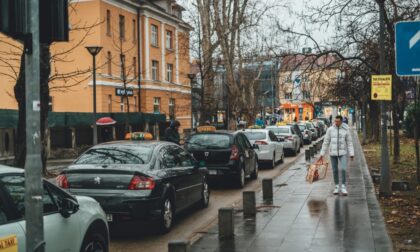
[188,73,196,131]
[86,46,103,145]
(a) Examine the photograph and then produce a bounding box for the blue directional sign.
[395,21,420,76]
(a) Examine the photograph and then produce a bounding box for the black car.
[57,140,210,233]
[185,130,258,188]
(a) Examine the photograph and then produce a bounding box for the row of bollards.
[167,139,327,251]
[168,178,275,251]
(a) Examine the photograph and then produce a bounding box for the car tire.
[280,153,285,164]
[237,167,246,188]
[80,232,108,252]
[297,144,301,153]
[271,153,276,168]
[292,147,298,156]
[200,180,210,208]
[251,160,258,179]
[158,197,174,234]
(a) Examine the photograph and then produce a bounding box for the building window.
[151,25,158,47]
[166,30,172,49]
[120,97,125,112]
[106,10,111,36]
[120,54,125,80]
[107,51,112,75]
[153,97,161,113]
[108,95,112,112]
[133,57,137,78]
[285,92,293,100]
[302,91,311,99]
[169,98,175,119]
[152,60,159,81]
[119,15,125,39]
[166,64,173,82]
[132,19,136,42]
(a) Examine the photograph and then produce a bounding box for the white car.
[238,129,284,168]
[0,166,109,252]
[266,125,301,156]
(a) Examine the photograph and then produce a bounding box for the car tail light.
[128,175,155,190]
[255,140,268,145]
[286,136,294,141]
[230,144,240,160]
[56,174,69,189]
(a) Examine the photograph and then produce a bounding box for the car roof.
[0,165,24,174]
[266,125,290,129]
[191,130,235,136]
[240,129,271,133]
[93,140,166,148]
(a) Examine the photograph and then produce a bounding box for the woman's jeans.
[330,155,347,185]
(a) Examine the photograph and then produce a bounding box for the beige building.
[0,0,192,132]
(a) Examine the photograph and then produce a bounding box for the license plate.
[0,235,18,252]
[208,170,217,175]
[106,214,113,222]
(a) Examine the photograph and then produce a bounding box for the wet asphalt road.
[109,151,305,252]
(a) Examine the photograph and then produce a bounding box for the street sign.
[115,88,134,96]
[395,21,420,76]
[371,75,392,100]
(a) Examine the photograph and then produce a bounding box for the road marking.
[409,30,420,49]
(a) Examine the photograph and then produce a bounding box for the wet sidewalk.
[190,130,392,252]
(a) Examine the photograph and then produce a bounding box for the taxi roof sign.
[197,126,216,133]
[248,125,262,129]
[125,132,153,140]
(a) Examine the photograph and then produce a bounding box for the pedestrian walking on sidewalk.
[319,115,354,196]
[164,120,181,145]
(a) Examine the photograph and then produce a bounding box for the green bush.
[404,103,420,138]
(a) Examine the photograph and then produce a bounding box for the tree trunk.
[392,104,400,163]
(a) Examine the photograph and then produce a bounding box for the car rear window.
[187,134,231,150]
[243,132,266,140]
[75,146,153,165]
[267,128,289,134]
[298,125,306,131]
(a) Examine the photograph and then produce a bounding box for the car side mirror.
[59,197,79,218]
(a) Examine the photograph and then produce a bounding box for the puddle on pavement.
[307,199,327,217]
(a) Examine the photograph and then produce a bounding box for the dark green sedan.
[57,140,209,233]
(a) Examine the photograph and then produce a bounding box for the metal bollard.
[219,208,234,239]
[262,178,273,201]
[310,146,315,158]
[243,191,256,216]
[305,149,311,162]
[168,240,190,252]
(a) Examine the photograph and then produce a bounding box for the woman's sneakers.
[341,185,348,196]
[333,185,340,195]
[333,185,348,196]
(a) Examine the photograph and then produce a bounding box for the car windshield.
[298,125,306,131]
[75,146,152,165]
[306,123,314,129]
[243,132,266,140]
[187,134,231,150]
[267,128,289,134]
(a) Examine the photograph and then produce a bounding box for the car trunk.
[191,149,232,165]
[64,164,147,190]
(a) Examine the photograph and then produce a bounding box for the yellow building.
[0,0,192,131]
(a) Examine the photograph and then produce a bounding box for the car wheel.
[292,147,298,156]
[237,167,245,188]
[81,232,108,252]
[200,180,210,208]
[271,154,276,168]
[158,197,174,234]
[251,160,258,179]
[281,153,285,163]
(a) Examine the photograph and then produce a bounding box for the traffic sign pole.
[378,0,391,197]
[24,0,45,251]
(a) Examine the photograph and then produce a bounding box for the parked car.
[297,123,313,144]
[314,120,327,135]
[266,126,301,156]
[239,129,284,168]
[310,120,324,137]
[306,122,319,140]
[58,137,210,233]
[185,127,258,188]
[287,123,305,148]
[0,165,109,252]
[316,117,331,127]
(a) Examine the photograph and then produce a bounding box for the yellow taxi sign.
[371,75,392,101]
[248,125,262,129]
[276,122,287,126]
[125,132,153,140]
[0,235,18,252]
[197,126,216,133]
